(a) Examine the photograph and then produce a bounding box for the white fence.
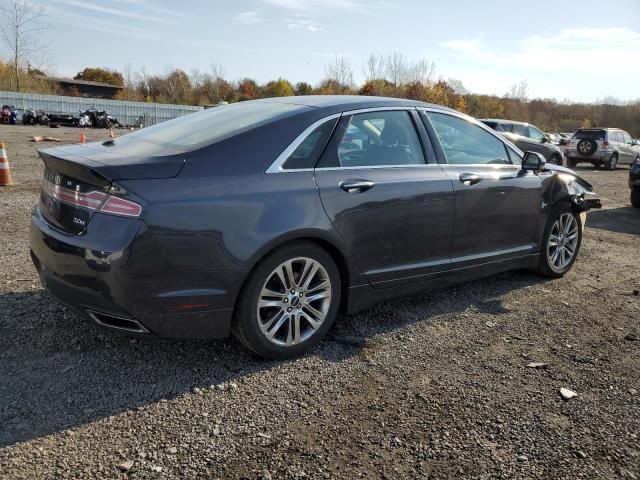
[0,90,203,126]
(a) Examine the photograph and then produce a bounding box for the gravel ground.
[0,125,638,480]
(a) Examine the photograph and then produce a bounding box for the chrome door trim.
[265,113,342,174]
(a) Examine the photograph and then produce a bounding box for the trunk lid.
[38,139,185,233]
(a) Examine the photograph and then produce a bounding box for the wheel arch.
[234,229,363,315]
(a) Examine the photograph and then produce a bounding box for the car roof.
[264,95,454,113]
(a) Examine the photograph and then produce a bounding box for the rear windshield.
[123,100,308,149]
[573,129,605,140]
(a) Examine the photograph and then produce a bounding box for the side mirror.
[541,135,549,143]
[522,151,546,171]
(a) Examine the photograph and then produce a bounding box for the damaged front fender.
[543,165,603,213]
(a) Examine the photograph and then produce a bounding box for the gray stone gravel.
[0,125,639,479]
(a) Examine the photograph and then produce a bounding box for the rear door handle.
[459,173,483,186]
[339,180,375,193]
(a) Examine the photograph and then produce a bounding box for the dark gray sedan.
[30,96,601,358]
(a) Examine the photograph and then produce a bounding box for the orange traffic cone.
[0,143,13,186]
[79,132,86,144]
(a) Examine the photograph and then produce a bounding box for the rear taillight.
[602,140,609,149]
[43,180,142,217]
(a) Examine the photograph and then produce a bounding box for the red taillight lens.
[100,196,142,217]
[43,180,142,218]
[602,140,609,149]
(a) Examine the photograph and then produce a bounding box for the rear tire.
[606,154,618,171]
[536,204,582,278]
[232,241,341,359]
[631,190,640,208]
[567,158,578,168]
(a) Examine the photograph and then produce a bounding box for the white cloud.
[261,0,359,10]
[287,19,321,32]
[236,11,264,24]
[50,0,171,23]
[440,28,640,75]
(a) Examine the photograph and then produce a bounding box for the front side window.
[335,111,425,167]
[623,131,632,144]
[424,112,511,165]
[527,126,545,142]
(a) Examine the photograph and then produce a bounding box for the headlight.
[558,173,590,196]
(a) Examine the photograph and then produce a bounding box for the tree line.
[0,56,638,136]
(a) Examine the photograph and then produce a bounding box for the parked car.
[565,128,638,170]
[556,133,573,146]
[630,154,640,207]
[30,96,601,358]
[479,119,564,165]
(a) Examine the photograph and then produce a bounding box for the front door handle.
[339,180,375,193]
[459,173,483,186]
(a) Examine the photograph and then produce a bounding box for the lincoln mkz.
[30,96,602,358]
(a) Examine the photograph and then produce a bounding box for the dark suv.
[565,128,639,170]
[480,119,564,165]
[630,155,640,207]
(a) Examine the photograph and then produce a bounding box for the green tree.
[295,81,313,95]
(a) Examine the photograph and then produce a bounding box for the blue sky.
[39,0,640,102]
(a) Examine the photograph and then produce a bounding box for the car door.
[620,131,635,164]
[314,108,454,288]
[420,110,543,270]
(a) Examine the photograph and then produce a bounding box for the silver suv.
[565,128,639,170]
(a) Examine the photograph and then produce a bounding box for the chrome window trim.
[315,164,443,172]
[417,107,525,161]
[266,106,426,173]
[265,113,342,174]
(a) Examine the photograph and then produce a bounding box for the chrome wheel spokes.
[257,257,332,346]
[547,213,579,271]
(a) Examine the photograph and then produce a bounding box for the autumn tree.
[238,78,259,101]
[75,67,124,86]
[264,78,294,97]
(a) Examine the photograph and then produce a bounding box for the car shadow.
[587,206,640,235]
[0,269,545,448]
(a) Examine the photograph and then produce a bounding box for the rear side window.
[424,112,511,165]
[574,129,605,141]
[511,124,527,136]
[123,100,308,148]
[282,118,338,170]
[334,111,425,167]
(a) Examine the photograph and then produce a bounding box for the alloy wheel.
[547,213,579,271]
[257,257,332,346]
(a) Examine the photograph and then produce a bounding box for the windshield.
[123,100,309,149]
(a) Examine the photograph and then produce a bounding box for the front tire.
[232,241,341,359]
[536,205,583,278]
[631,190,640,208]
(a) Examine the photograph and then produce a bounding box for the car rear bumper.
[565,150,613,162]
[29,206,241,339]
